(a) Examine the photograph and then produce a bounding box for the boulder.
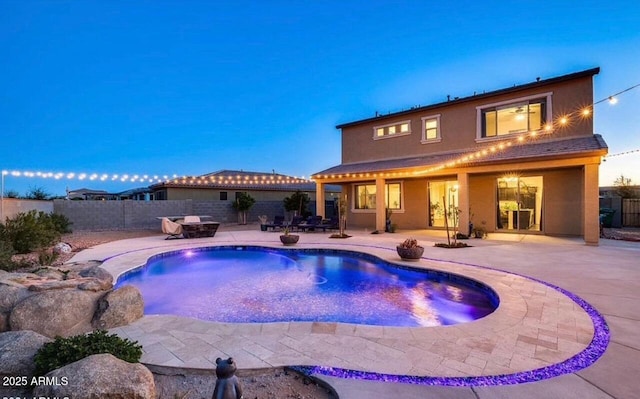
[92,285,144,329]
[53,242,73,254]
[34,267,67,280]
[0,312,8,333]
[32,353,156,399]
[0,284,31,312]
[79,266,114,287]
[9,289,99,337]
[0,330,51,378]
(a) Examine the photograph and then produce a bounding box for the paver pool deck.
[69,227,640,399]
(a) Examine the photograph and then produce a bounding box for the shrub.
[37,249,59,266]
[34,330,143,376]
[0,238,18,271]
[47,212,73,234]
[2,210,61,253]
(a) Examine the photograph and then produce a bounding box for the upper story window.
[421,114,441,143]
[476,92,552,140]
[373,120,411,140]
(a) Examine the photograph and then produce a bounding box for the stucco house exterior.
[312,68,607,245]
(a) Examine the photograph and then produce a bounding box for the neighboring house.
[150,169,341,217]
[312,68,607,245]
[67,187,154,201]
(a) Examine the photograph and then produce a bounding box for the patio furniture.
[316,217,339,232]
[289,215,305,232]
[264,215,285,231]
[297,215,323,232]
[183,215,201,223]
[161,217,184,240]
[181,221,220,238]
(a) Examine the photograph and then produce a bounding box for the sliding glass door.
[496,176,543,231]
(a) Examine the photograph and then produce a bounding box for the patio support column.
[376,177,386,232]
[584,163,600,246]
[457,172,470,236]
[315,181,325,218]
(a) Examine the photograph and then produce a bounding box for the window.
[477,93,551,140]
[373,120,411,139]
[220,191,228,200]
[354,182,402,210]
[421,114,441,143]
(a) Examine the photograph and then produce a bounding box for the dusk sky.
[1,1,639,196]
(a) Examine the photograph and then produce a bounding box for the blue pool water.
[116,246,498,327]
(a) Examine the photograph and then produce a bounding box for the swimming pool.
[116,246,498,327]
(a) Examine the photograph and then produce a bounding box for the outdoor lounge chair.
[297,215,323,232]
[316,217,339,232]
[264,215,285,231]
[161,217,184,239]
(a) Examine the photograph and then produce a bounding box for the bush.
[47,212,73,234]
[1,210,62,254]
[34,330,143,376]
[37,249,59,266]
[0,238,18,271]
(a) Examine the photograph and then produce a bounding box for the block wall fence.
[51,199,318,230]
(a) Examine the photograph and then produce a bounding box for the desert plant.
[33,330,142,376]
[0,238,18,271]
[2,210,61,253]
[47,212,73,234]
[398,238,420,249]
[37,248,59,266]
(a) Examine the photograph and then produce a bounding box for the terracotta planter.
[396,245,424,261]
[280,234,299,245]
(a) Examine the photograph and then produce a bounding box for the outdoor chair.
[289,215,305,232]
[297,215,323,232]
[316,217,339,232]
[183,215,201,223]
[265,215,285,231]
[161,217,184,239]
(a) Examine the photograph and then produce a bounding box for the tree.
[4,190,19,198]
[231,192,255,225]
[283,190,310,216]
[614,174,638,198]
[25,186,51,200]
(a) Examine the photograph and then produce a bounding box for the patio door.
[496,176,543,232]
[428,180,458,227]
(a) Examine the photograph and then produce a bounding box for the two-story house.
[312,68,607,245]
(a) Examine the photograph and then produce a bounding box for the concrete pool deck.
[69,227,639,398]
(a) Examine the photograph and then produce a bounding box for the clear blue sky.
[2,0,639,196]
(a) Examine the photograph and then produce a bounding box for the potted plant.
[396,238,424,261]
[258,215,268,231]
[232,192,255,225]
[279,226,299,245]
[472,220,487,238]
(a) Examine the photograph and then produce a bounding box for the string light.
[311,81,640,180]
[0,169,314,186]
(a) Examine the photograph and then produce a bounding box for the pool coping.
[99,236,608,384]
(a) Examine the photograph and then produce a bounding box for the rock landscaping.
[0,260,144,336]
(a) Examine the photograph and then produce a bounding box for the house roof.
[313,134,608,177]
[151,169,340,192]
[336,67,601,129]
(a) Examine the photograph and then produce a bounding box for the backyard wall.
[52,199,319,231]
[1,198,54,221]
